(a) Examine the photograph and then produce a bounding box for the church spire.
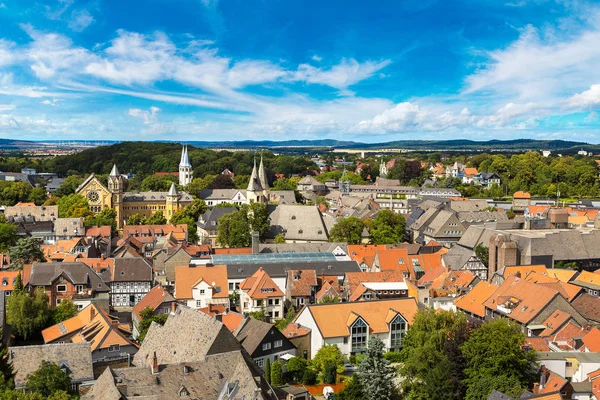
[258,152,269,190]
[178,145,193,186]
[109,164,120,177]
[180,145,191,167]
[247,156,263,192]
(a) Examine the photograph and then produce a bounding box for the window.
[229,283,234,291]
[390,314,406,349]
[268,299,273,306]
[274,299,280,305]
[76,285,84,294]
[199,289,205,295]
[274,340,283,348]
[108,344,120,352]
[274,311,279,318]
[262,342,271,351]
[196,300,202,307]
[351,318,368,352]
[256,358,265,368]
[56,284,67,293]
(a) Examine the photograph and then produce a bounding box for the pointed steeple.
[180,145,191,167]
[258,153,269,190]
[167,182,178,196]
[247,156,263,192]
[109,164,120,177]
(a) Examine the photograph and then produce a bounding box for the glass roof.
[211,252,337,265]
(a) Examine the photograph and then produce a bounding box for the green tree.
[399,309,470,400]
[286,357,307,383]
[302,369,317,385]
[28,187,47,206]
[0,223,17,252]
[126,213,146,225]
[246,203,270,241]
[369,209,407,244]
[318,295,340,304]
[54,176,83,197]
[329,217,365,244]
[336,376,365,400]
[140,174,178,192]
[6,288,51,340]
[274,233,286,244]
[461,319,537,400]
[323,361,337,384]
[270,361,284,386]
[0,348,14,386]
[146,211,167,225]
[273,177,299,190]
[358,336,395,400]
[311,344,344,372]
[13,273,23,294]
[275,306,297,331]
[248,306,267,322]
[475,243,489,268]
[265,358,271,384]
[57,194,91,218]
[25,361,72,397]
[217,211,252,248]
[137,307,169,342]
[52,300,78,324]
[85,208,116,232]
[9,238,45,269]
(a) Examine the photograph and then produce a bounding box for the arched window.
[390,314,406,349]
[351,318,368,352]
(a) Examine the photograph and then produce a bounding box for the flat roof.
[537,352,600,363]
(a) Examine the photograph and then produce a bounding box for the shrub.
[271,361,284,386]
[323,361,337,384]
[302,369,317,385]
[383,352,404,363]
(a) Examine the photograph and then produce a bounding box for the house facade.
[234,317,296,370]
[239,268,285,320]
[293,298,418,358]
[109,258,153,308]
[174,264,230,309]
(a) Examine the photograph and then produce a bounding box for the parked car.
[344,364,358,372]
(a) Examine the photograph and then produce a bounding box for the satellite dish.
[212,281,216,286]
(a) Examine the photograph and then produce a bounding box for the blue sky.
[1,0,600,142]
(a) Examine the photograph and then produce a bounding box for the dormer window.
[351,318,368,353]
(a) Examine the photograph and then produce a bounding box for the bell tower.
[179,145,193,186]
[108,164,124,228]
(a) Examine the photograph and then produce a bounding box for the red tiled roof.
[583,327,600,352]
[287,269,318,297]
[283,323,311,339]
[240,268,284,299]
[132,285,175,320]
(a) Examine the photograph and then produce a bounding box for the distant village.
[0,145,599,399]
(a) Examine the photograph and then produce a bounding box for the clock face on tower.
[87,191,99,203]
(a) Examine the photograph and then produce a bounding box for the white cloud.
[293,58,391,92]
[127,106,161,124]
[477,102,538,127]
[311,55,322,62]
[68,9,95,32]
[585,110,598,122]
[566,84,600,109]
[0,104,15,111]
[464,18,600,102]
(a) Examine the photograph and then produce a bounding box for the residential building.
[239,268,285,320]
[266,204,331,243]
[0,270,20,296]
[122,224,188,245]
[197,206,237,247]
[4,203,58,222]
[234,317,296,370]
[131,284,176,339]
[283,323,311,360]
[343,270,409,302]
[294,298,419,358]
[9,343,94,391]
[454,281,499,321]
[537,352,600,384]
[286,269,317,307]
[513,191,531,213]
[462,167,479,184]
[42,304,138,363]
[482,276,588,335]
[103,258,153,308]
[174,264,229,309]
[571,271,600,297]
[296,175,328,194]
[572,293,600,324]
[24,262,110,310]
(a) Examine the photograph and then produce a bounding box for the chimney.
[111,319,119,327]
[251,231,260,254]
[90,306,96,319]
[152,352,158,374]
[170,302,177,314]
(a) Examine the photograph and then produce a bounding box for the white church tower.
[179,145,193,186]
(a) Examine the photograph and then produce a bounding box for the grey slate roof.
[197,207,237,229]
[458,211,508,223]
[122,190,193,203]
[198,188,246,201]
[134,307,241,368]
[54,218,85,237]
[234,317,275,355]
[571,293,600,323]
[10,343,94,388]
[28,262,109,292]
[258,242,348,254]
[450,199,489,212]
[267,204,329,242]
[457,224,497,250]
[442,245,475,270]
[425,209,457,235]
[112,258,152,282]
[270,190,297,204]
[85,350,274,400]
[227,260,361,279]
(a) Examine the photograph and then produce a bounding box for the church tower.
[179,145,193,186]
[246,157,264,204]
[258,153,270,202]
[166,182,178,221]
[108,164,124,228]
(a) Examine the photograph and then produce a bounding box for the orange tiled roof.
[538,282,582,302]
[417,266,446,286]
[132,284,175,320]
[174,265,229,300]
[240,267,284,299]
[550,321,588,344]
[463,167,478,177]
[315,280,340,302]
[0,270,19,291]
[513,191,531,199]
[345,271,405,296]
[503,265,548,279]
[283,323,311,339]
[526,205,549,217]
[213,247,252,255]
[454,281,498,318]
[221,311,244,332]
[430,270,477,292]
[79,258,115,276]
[85,226,111,238]
[539,310,572,336]
[540,372,568,394]
[288,269,318,297]
[347,244,384,265]
[525,337,550,352]
[573,271,600,287]
[15,202,35,206]
[299,298,418,338]
[42,304,134,352]
[583,327,600,352]
[483,276,559,324]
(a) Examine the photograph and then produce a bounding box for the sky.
[2,0,600,143]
